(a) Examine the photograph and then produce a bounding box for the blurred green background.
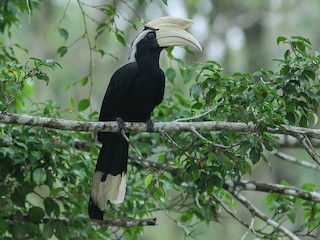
[4,0,320,239]
[8,0,320,113]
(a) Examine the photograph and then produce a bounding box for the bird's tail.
[88,133,129,220]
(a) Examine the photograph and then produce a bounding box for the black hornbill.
[88,16,202,220]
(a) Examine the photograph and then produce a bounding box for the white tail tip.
[90,171,126,210]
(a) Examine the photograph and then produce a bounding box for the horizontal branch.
[225,180,320,202]
[5,214,156,228]
[277,134,320,148]
[93,218,157,227]
[132,156,320,203]
[274,151,320,171]
[1,113,320,139]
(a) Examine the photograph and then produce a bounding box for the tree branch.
[2,112,319,233]
[294,133,320,165]
[5,214,156,227]
[277,134,320,148]
[131,155,320,204]
[228,189,300,240]
[273,151,320,171]
[224,180,320,202]
[1,112,320,140]
[213,195,263,238]
[93,218,157,227]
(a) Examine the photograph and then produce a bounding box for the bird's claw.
[116,117,126,134]
[146,118,154,133]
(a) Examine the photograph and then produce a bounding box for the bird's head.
[128,16,202,62]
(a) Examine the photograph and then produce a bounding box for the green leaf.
[13,43,29,53]
[29,206,45,222]
[0,219,8,235]
[161,0,168,5]
[144,174,153,187]
[58,28,69,41]
[115,30,126,46]
[182,67,193,83]
[191,102,202,110]
[33,168,46,185]
[299,114,308,127]
[192,169,200,180]
[44,197,60,216]
[303,70,316,80]
[43,222,54,239]
[55,221,69,240]
[65,82,72,90]
[165,68,176,83]
[78,99,90,111]
[180,212,193,223]
[301,183,317,191]
[238,141,251,155]
[277,36,287,45]
[57,46,68,57]
[80,76,89,86]
[190,84,202,100]
[284,49,291,60]
[0,185,9,197]
[70,97,75,107]
[288,212,296,224]
[11,188,28,207]
[266,193,275,206]
[285,112,296,125]
[249,147,261,164]
[311,112,318,127]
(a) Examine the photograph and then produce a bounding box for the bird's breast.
[120,71,163,121]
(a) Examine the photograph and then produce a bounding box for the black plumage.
[88,30,165,220]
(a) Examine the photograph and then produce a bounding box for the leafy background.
[1,0,320,239]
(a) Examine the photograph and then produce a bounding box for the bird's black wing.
[99,62,139,122]
[154,69,165,107]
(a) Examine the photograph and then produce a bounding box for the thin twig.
[213,195,262,238]
[26,0,31,23]
[240,218,255,240]
[162,209,198,239]
[130,155,181,175]
[189,126,229,149]
[120,130,144,160]
[229,189,300,240]
[55,0,71,30]
[174,99,224,122]
[77,0,94,102]
[295,133,320,165]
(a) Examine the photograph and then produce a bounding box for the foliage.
[0,0,41,33]
[0,1,320,240]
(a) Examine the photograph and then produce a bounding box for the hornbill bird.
[88,16,202,220]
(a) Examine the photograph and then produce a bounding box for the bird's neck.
[136,50,161,71]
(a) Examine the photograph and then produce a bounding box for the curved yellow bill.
[145,16,202,52]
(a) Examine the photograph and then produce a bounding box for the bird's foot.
[146,118,154,133]
[116,117,126,134]
[253,118,267,132]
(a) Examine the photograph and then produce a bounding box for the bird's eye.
[146,32,156,40]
